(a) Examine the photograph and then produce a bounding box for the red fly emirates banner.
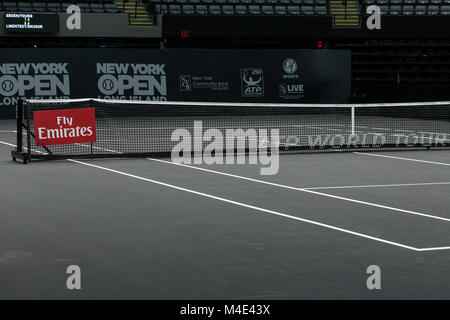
[34,108,97,146]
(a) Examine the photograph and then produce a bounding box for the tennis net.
[12,98,450,163]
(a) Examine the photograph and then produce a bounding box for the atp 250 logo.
[240,68,264,97]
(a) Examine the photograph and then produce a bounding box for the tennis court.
[1,116,450,299]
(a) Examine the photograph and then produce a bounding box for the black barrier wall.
[0,49,351,119]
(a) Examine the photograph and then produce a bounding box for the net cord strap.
[24,98,450,109]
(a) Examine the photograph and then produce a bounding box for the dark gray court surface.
[1,119,450,299]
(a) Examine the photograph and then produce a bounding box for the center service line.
[354,152,450,166]
[146,158,450,223]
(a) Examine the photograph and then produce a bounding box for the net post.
[25,101,31,164]
[16,99,23,154]
[351,105,356,136]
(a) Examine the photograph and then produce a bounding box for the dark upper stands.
[1,0,449,15]
[0,1,121,13]
[144,0,450,16]
[149,0,329,16]
[363,0,450,15]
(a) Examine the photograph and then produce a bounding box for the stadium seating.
[362,0,450,15]
[0,1,121,13]
[144,0,450,15]
[1,0,449,16]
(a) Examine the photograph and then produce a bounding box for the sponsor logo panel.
[0,62,71,106]
[34,108,96,146]
[179,74,229,92]
[96,63,167,101]
[241,68,264,97]
[279,58,304,100]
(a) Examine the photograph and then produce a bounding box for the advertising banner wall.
[0,48,351,118]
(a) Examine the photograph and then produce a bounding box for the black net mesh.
[16,99,450,161]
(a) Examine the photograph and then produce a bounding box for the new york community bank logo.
[96,63,167,101]
[179,75,192,91]
[241,68,264,97]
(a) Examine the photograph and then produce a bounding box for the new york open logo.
[101,78,114,91]
[0,63,71,106]
[1,78,15,94]
[96,63,167,101]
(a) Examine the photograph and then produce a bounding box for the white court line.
[0,130,16,133]
[306,181,450,190]
[0,140,16,148]
[354,152,450,166]
[2,138,449,251]
[417,246,450,252]
[147,158,450,223]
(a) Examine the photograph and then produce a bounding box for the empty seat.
[32,3,47,12]
[235,5,247,14]
[17,2,33,12]
[91,4,105,13]
[248,5,261,14]
[104,3,120,13]
[3,2,18,11]
[222,5,234,14]
[77,3,90,13]
[195,4,207,14]
[301,5,313,14]
[208,4,221,14]
[314,5,327,14]
[262,5,274,14]
[158,4,170,13]
[274,5,287,14]
[402,5,415,14]
[415,5,427,14]
[390,5,402,14]
[47,3,61,12]
[378,5,389,13]
[182,4,195,14]
[287,5,300,14]
[428,5,440,13]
